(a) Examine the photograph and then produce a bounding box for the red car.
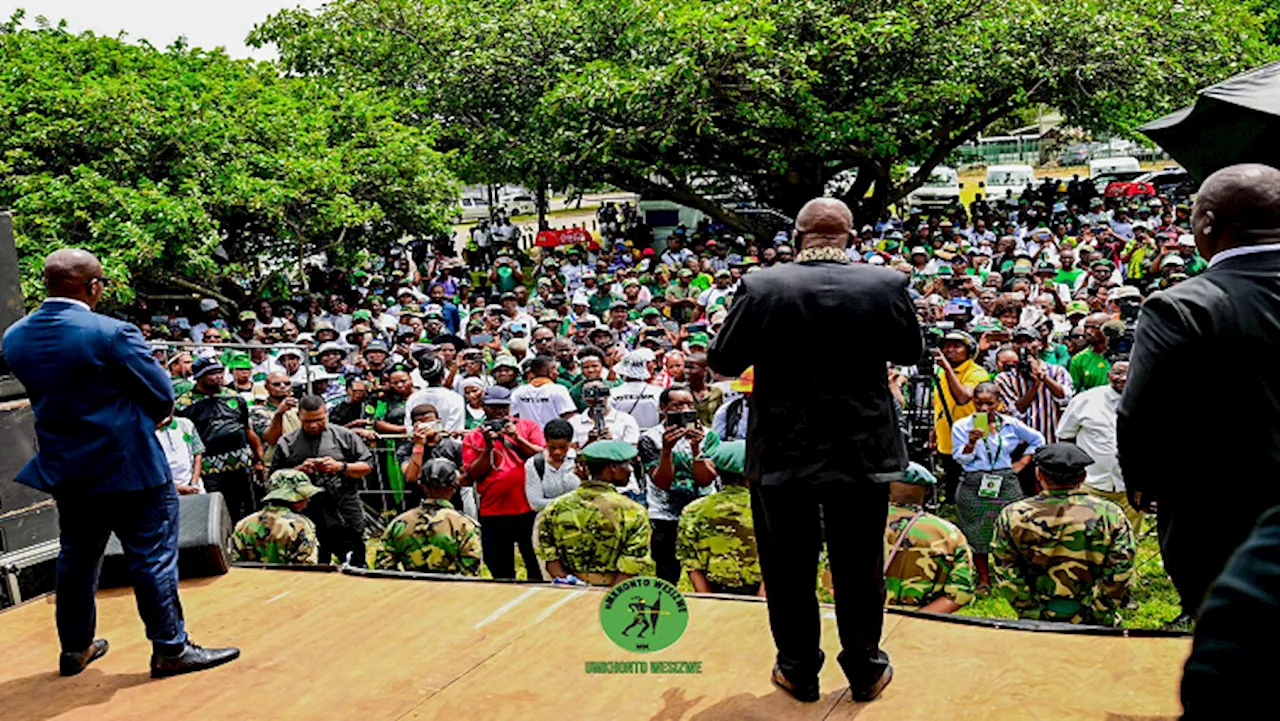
[1104,169,1193,199]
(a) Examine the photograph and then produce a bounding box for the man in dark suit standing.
[709,198,922,703]
[3,249,238,678]
[1120,163,1280,617]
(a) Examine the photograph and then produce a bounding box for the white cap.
[1177,234,1196,247]
[199,298,219,312]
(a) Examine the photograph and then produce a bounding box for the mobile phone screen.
[973,414,989,434]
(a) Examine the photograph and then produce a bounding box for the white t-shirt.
[567,407,641,447]
[404,386,467,433]
[155,417,204,491]
[697,286,734,311]
[609,381,664,431]
[511,380,576,428]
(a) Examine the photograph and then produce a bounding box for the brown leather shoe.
[850,665,894,703]
[771,664,820,702]
[60,639,109,677]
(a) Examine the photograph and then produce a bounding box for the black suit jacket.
[1119,248,1280,606]
[708,258,922,485]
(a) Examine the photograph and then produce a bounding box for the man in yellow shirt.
[932,330,990,501]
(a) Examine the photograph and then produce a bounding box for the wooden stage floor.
[0,568,1189,720]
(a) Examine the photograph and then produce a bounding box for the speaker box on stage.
[100,492,233,588]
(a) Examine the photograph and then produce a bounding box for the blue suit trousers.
[54,483,187,654]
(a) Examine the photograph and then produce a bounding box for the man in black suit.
[1119,163,1280,616]
[709,198,922,703]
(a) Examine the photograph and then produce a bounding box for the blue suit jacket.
[3,299,175,494]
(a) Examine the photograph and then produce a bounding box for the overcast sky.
[1,1,327,58]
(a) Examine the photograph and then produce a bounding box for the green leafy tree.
[0,12,456,304]
[255,0,1274,233]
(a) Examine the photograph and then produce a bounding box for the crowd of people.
[127,177,1202,627]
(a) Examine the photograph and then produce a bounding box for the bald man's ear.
[1202,209,1215,238]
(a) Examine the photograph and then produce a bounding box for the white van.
[1089,156,1140,177]
[452,196,491,223]
[982,164,1035,206]
[905,165,962,209]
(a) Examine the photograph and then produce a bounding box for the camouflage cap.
[900,461,938,486]
[707,440,745,475]
[580,440,638,464]
[263,469,324,504]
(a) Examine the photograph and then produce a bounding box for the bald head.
[1194,163,1280,258]
[43,249,105,307]
[794,198,853,249]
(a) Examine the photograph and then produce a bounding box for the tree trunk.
[536,180,548,231]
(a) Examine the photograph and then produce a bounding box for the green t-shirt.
[1039,343,1071,369]
[494,265,520,293]
[1069,348,1112,391]
[1053,268,1085,287]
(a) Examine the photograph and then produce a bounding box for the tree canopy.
[0,13,456,304]
[254,0,1275,234]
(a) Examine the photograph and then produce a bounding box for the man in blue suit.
[3,248,239,678]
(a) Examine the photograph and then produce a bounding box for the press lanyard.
[981,419,1004,471]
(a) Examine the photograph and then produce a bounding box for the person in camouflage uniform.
[375,458,482,575]
[536,440,654,586]
[676,440,763,596]
[229,469,323,564]
[991,443,1136,626]
[883,462,975,613]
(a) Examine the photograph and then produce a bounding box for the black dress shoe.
[60,639,109,677]
[771,664,820,702]
[150,641,240,679]
[850,665,893,703]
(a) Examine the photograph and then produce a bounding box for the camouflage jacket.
[375,499,482,575]
[229,504,319,564]
[676,485,762,591]
[991,489,1136,626]
[884,504,975,607]
[535,480,654,582]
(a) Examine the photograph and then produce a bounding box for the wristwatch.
[340,461,349,475]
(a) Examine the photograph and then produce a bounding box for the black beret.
[1034,443,1094,478]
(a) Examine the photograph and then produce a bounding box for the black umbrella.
[1140,60,1280,182]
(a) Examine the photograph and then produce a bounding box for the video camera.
[665,410,698,429]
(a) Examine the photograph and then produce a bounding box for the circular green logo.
[599,576,689,653]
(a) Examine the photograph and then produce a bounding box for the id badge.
[978,473,1004,499]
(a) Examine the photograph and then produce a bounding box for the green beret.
[707,440,745,475]
[580,440,638,464]
[263,470,324,503]
[900,462,937,486]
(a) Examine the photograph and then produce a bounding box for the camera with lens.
[582,383,610,405]
[1017,347,1034,378]
[483,418,508,434]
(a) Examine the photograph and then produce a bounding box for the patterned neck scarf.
[794,246,851,264]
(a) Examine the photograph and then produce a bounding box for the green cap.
[352,309,372,321]
[237,310,257,322]
[1065,300,1090,316]
[707,440,745,475]
[263,469,325,503]
[492,354,520,371]
[687,332,710,348]
[899,461,937,486]
[580,440,638,464]
[225,351,253,370]
[641,307,661,318]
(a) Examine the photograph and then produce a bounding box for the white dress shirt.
[1055,384,1124,492]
